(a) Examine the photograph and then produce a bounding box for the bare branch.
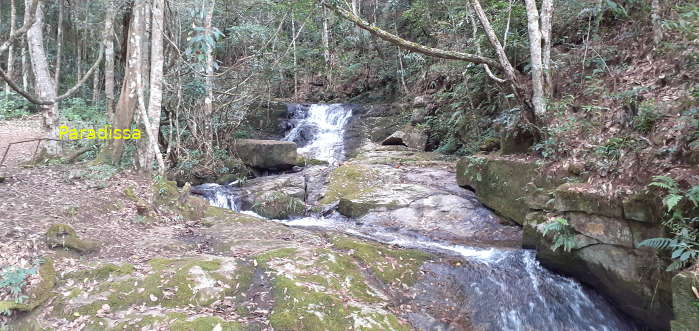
[322,1,503,70]
[0,0,39,55]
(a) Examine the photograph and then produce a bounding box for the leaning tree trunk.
[25,0,60,155]
[106,0,146,164]
[137,0,165,174]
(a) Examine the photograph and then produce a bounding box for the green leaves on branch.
[541,217,577,253]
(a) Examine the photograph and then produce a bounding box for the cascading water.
[194,103,637,330]
[283,104,353,163]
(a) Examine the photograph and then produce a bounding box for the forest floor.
[0,117,215,328]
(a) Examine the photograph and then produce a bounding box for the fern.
[541,218,578,253]
[642,176,699,271]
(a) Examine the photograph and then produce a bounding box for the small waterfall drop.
[283,104,353,164]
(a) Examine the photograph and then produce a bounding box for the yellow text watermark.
[59,125,141,140]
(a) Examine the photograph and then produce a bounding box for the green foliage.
[633,101,662,134]
[0,92,33,120]
[595,136,640,160]
[541,217,577,253]
[0,263,39,315]
[662,3,699,41]
[639,176,699,271]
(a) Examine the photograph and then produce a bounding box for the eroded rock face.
[458,155,673,330]
[381,125,428,151]
[230,139,298,170]
[671,268,699,331]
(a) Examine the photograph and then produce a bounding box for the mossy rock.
[554,183,624,218]
[45,224,100,253]
[251,192,306,219]
[0,258,56,313]
[670,268,699,331]
[320,163,379,205]
[295,155,330,167]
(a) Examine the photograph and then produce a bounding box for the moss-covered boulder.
[251,192,306,219]
[0,258,56,314]
[554,183,624,218]
[231,139,298,169]
[320,163,379,205]
[671,267,699,331]
[456,155,564,224]
[622,190,664,223]
[45,224,100,253]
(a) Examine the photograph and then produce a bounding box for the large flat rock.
[231,139,298,169]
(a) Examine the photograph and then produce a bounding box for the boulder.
[251,192,306,219]
[45,224,100,253]
[565,212,633,247]
[381,125,428,151]
[231,139,298,170]
[622,190,663,223]
[554,183,624,218]
[671,267,699,331]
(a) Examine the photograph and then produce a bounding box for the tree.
[320,0,554,118]
[104,1,116,116]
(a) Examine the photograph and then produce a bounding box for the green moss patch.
[320,164,379,204]
[332,237,431,286]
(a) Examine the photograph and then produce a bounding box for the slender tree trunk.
[292,12,298,97]
[651,0,663,46]
[138,0,165,174]
[524,0,546,115]
[540,0,554,98]
[5,0,17,95]
[21,42,27,90]
[92,67,100,103]
[108,0,146,164]
[54,0,63,95]
[105,1,116,117]
[322,6,331,83]
[203,0,215,120]
[25,0,60,155]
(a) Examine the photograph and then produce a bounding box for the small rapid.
[194,103,638,330]
[283,104,353,164]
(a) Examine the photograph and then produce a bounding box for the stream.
[194,104,638,331]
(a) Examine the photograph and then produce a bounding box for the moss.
[320,164,379,205]
[251,192,306,219]
[153,179,181,207]
[1,258,57,313]
[45,223,100,254]
[670,270,699,331]
[255,248,298,265]
[269,276,352,331]
[332,237,431,286]
[317,252,382,303]
[65,263,135,281]
[171,316,243,331]
[123,186,138,201]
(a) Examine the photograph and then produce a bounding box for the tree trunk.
[203,0,215,120]
[5,0,16,95]
[25,0,60,154]
[138,0,165,174]
[524,0,546,115]
[92,67,100,103]
[540,0,554,97]
[107,0,146,164]
[322,6,331,83]
[292,11,298,96]
[651,0,663,46]
[105,1,116,117]
[54,0,63,95]
[21,42,27,90]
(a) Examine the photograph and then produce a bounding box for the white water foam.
[284,104,353,164]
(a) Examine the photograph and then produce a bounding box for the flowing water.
[195,104,638,330]
[283,104,354,164]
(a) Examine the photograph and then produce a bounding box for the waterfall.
[191,183,241,211]
[283,104,353,164]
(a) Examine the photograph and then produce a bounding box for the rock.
[0,175,5,183]
[45,224,100,253]
[240,172,306,207]
[565,212,634,247]
[0,258,56,313]
[410,107,429,124]
[622,190,663,223]
[554,183,624,218]
[413,95,429,107]
[456,155,564,225]
[251,192,306,219]
[231,139,298,169]
[671,268,699,331]
[500,124,536,155]
[381,125,428,151]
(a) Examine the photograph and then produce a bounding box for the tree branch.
[322,1,503,70]
[0,0,39,55]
